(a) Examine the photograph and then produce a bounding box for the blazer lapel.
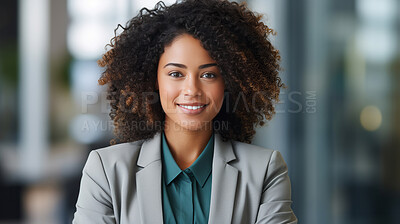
[135,132,238,224]
[208,134,238,223]
[136,132,164,224]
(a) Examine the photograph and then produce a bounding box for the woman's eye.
[201,72,216,79]
[168,72,183,78]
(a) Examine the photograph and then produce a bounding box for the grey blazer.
[73,132,297,224]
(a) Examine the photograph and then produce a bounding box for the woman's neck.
[163,120,213,170]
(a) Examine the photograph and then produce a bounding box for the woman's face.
[157,33,225,132]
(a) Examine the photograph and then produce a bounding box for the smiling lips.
[177,103,208,114]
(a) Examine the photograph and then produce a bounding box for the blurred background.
[0,0,399,223]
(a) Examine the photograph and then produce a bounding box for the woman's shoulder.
[230,139,275,159]
[89,139,145,167]
[228,139,286,171]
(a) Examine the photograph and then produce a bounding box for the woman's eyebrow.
[199,63,218,69]
[163,63,218,69]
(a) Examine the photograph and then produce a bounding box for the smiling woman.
[157,34,225,170]
[73,0,297,223]
[157,34,225,132]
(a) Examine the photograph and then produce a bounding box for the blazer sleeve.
[255,150,298,224]
[73,151,116,224]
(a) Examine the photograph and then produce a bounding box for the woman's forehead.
[159,34,216,67]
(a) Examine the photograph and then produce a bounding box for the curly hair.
[98,0,283,144]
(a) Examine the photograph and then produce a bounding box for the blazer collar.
[136,131,238,224]
[137,132,237,167]
[208,133,238,223]
[137,132,162,168]
[162,132,215,187]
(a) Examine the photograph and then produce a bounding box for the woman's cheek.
[160,87,178,111]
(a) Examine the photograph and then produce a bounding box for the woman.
[73,0,297,223]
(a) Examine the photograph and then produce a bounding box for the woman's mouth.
[177,104,208,114]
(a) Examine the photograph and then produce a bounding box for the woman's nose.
[182,75,202,97]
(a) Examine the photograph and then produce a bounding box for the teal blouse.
[161,132,214,224]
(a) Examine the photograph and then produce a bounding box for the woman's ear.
[155,80,159,90]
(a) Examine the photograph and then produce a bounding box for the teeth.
[179,104,206,110]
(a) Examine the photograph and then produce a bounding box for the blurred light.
[360,105,382,131]
[356,0,397,64]
[70,60,104,106]
[356,27,396,64]
[69,114,105,144]
[356,0,397,24]
[19,0,50,181]
[68,0,113,19]
[67,21,113,60]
